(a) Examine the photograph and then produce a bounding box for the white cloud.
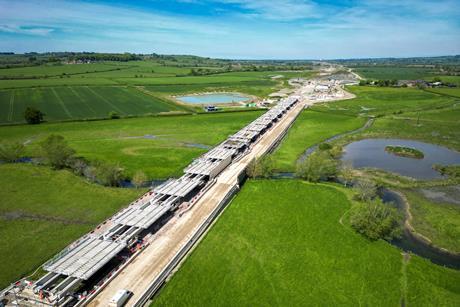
[0,24,54,36]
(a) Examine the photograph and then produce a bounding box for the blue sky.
[1,0,459,59]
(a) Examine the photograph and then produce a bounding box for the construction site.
[1,94,304,307]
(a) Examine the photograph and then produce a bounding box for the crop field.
[0,111,263,178]
[0,62,130,78]
[0,86,187,124]
[0,163,141,289]
[313,86,457,117]
[353,66,439,80]
[271,110,366,171]
[153,180,460,306]
[0,61,311,123]
[402,189,460,253]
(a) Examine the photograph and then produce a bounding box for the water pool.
[176,93,251,104]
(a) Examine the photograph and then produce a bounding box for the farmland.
[0,60,312,124]
[153,180,460,306]
[0,86,187,123]
[0,110,263,179]
[352,66,439,80]
[271,110,366,171]
[313,86,457,117]
[0,163,141,289]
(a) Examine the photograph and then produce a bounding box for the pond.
[342,138,460,180]
[176,93,252,105]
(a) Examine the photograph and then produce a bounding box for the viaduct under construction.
[2,95,305,307]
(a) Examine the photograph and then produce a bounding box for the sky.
[0,0,459,59]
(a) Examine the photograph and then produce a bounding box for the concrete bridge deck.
[88,100,306,307]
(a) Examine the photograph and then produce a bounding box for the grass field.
[352,66,439,80]
[313,86,457,117]
[402,189,460,253]
[425,87,460,98]
[0,86,187,124]
[0,111,263,178]
[271,110,366,171]
[153,180,460,306]
[0,163,141,289]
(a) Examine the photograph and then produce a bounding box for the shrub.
[353,179,377,201]
[40,135,75,169]
[24,106,44,124]
[246,155,275,179]
[338,161,354,186]
[93,161,124,187]
[0,141,25,162]
[318,142,332,151]
[132,170,148,188]
[108,111,120,119]
[296,151,337,182]
[350,198,402,241]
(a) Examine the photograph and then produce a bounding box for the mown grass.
[0,163,141,289]
[271,110,366,171]
[153,180,460,306]
[313,86,457,117]
[402,189,460,253]
[0,111,263,178]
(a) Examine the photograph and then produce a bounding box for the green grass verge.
[271,110,366,171]
[402,189,460,253]
[0,111,263,179]
[153,180,460,306]
[0,163,141,289]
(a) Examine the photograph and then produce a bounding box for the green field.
[402,189,460,253]
[154,180,460,306]
[0,163,141,289]
[0,86,187,123]
[272,110,366,171]
[353,66,439,80]
[0,61,312,123]
[0,111,262,178]
[425,87,460,98]
[313,86,457,117]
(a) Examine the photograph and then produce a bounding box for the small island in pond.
[385,145,424,159]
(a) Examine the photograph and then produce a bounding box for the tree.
[260,154,275,178]
[338,161,354,186]
[40,135,75,169]
[132,170,148,188]
[0,141,25,162]
[108,111,120,119]
[350,198,402,241]
[296,151,337,182]
[94,162,124,186]
[354,179,377,201]
[246,158,262,178]
[24,107,44,124]
[246,155,274,178]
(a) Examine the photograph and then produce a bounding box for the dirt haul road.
[88,99,307,307]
